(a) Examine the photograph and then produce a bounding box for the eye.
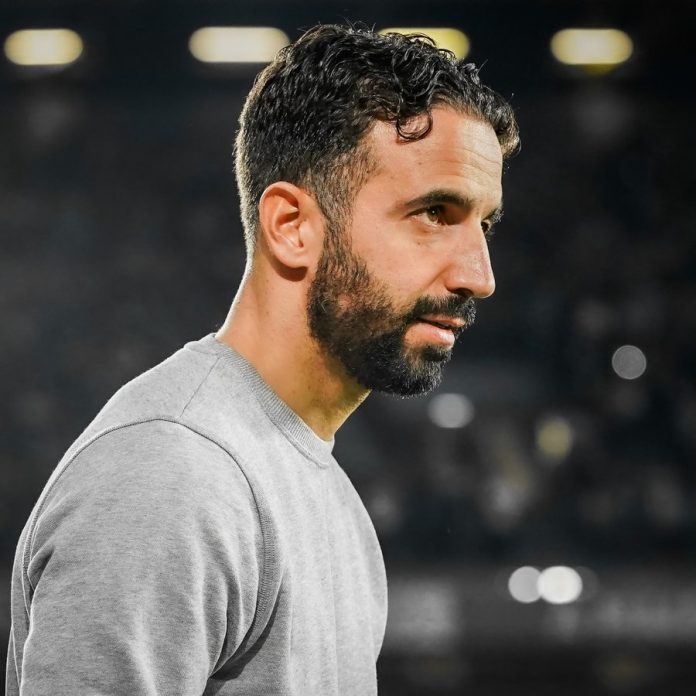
[419,205,445,225]
[482,219,496,241]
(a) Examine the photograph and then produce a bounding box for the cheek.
[350,222,407,274]
[348,215,447,296]
[373,245,444,300]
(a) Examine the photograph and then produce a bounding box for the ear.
[257,182,324,269]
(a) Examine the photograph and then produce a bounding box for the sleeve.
[19,420,264,696]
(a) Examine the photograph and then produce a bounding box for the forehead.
[362,106,503,207]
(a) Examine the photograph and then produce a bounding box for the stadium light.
[189,27,289,64]
[550,28,633,68]
[379,28,470,59]
[4,28,83,67]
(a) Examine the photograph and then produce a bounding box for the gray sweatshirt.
[7,334,388,695]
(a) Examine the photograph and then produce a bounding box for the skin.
[215,106,503,440]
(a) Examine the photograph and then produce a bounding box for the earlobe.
[258,182,322,269]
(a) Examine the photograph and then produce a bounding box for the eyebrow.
[399,188,504,222]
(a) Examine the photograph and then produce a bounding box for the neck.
[215,264,369,441]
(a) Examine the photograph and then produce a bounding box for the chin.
[356,351,450,397]
[419,344,452,362]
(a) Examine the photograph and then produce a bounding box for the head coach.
[7,23,519,696]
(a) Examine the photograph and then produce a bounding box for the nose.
[445,230,496,299]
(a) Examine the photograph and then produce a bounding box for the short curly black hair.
[235,23,519,253]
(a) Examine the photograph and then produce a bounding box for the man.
[7,23,518,696]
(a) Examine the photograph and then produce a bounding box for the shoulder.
[84,344,224,433]
[68,419,247,496]
[32,419,261,557]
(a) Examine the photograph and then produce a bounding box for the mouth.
[418,315,466,332]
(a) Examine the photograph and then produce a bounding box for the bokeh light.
[4,29,83,67]
[611,345,647,380]
[550,28,633,67]
[536,416,574,462]
[538,566,583,604]
[508,566,541,603]
[189,27,289,63]
[379,27,470,58]
[427,393,475,429]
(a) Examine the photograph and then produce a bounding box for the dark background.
[2,0,694,693]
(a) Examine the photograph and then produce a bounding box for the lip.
[412,320,457,347]
[418,315,465,330]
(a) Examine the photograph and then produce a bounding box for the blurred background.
[1,0,694,693]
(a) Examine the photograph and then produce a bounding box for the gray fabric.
[7,334,388,695]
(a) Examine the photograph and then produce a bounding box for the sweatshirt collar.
[200,333,336,465]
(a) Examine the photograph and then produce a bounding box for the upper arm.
[22,420,263,695]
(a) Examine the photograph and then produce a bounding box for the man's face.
[307,107,504,396]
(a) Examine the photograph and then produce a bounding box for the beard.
[306,224,476,396]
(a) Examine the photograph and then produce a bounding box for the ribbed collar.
[195,333,335,466]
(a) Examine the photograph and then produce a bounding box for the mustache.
[405,295,477,330]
